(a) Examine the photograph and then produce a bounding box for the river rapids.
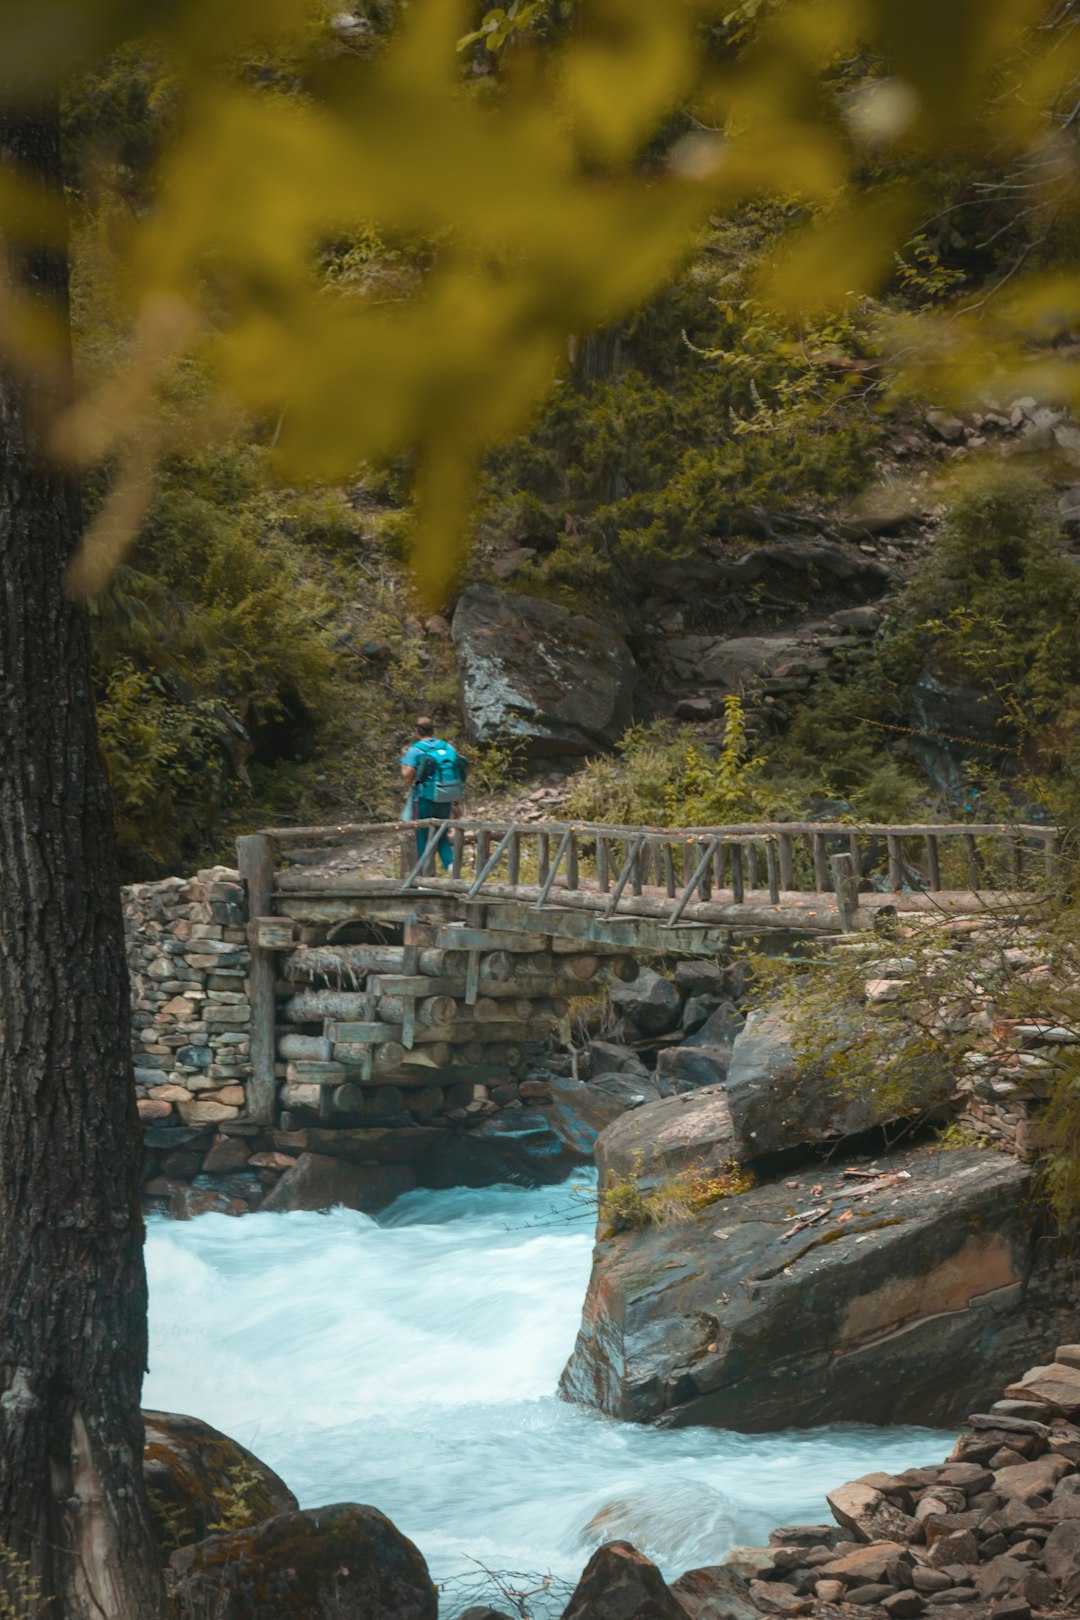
[145,1175,948,1614]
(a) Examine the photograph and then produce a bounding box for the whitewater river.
[145,1175,948,1614]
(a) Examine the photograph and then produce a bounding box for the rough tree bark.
[0,107,163,1618]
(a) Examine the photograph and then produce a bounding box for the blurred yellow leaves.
[0,0,1078,602]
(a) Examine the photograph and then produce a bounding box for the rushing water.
[145,1176,948,1614]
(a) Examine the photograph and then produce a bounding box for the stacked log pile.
[274,924,637,1130]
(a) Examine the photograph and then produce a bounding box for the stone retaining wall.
[126,867,254,1125]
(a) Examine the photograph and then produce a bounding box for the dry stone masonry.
[126,868,253,1128]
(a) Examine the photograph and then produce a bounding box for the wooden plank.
[237,832,279,1126]
[830,852,859,932]
[507,831,521,886]
[778,831,794,890]
[925,833,941,891]
[811,832,828,892]
[451,824,465,879]
[730,843,745,905]
[596,834,610,893]
[432,924,548,952]
[566,830,579,891]
[537,831,550,885]
[964,833,980,891]
[746,842,759,892]
[606,833,645,917]
[662,842,676,899]
[249,915,296,949]
[465,949,480,1006]
[535,827,572,908]
[886,833,903,891]
[765,840,780,905]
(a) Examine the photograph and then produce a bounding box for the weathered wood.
[249,915,297,949]
[282,989,372,1023]
[778,831,794,890]
[925,833,941,891]
[609,957,639,982]
[285,1060,346,1084]
[662,842,676,899]
[596,834,610,893]
[811,832,828,893]
[283,945,463,981]
[730,843,745,905]
[238,833,277,1123]
[375,994,457,1028]
[480,950,514,984]
[830,853,860,933]
[465,948,480,1006]
[765,840,780,905]
[566,830,579,891]
[746,841,759,892]
[964,833,980,891]
[277,1033,333,1061]
[507,830,521,886]
[886,833,903,891]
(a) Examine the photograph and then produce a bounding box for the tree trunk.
[0,107,163,1619]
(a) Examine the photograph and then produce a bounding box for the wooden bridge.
[234,816,1056,1126]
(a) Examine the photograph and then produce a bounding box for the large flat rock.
[452,584,637,754]
[560,1146,1080,1429]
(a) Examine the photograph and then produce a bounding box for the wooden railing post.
[830,852,860,932]
[237,832,277,1125]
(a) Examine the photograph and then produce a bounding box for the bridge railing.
[262,815,1058,923]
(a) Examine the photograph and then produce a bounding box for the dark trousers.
[414,797,452,870]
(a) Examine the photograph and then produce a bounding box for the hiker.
[400,716,466,871]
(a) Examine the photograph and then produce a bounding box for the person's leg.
[415,798,452,869]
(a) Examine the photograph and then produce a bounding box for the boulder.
[673,960,726,998]
[260,1154,414,1214]
[825,1482,918,1544]
[681,994,725,1035]
[559,1541,686,1620]
[684,1001,742,1051]
[453,584,637,755]
[143,1411,297,1554]
[611,969,683,1036]
[723,1006,951,1159]
[663,633,808,690]
[669,1564,760,1620]
[542,1076,627,1159]
[168,1502,436,1620]
[597,1086,737,1191]
[1042,1518,1080,1598]
[588,1041,650,1078]
[589,1072,661,1110]
[655,1046,731,1097]
[559,1146,1079,1430]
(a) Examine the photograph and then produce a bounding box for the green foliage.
[480,230,881,598]
[566,698,807,828]
[599,1152,753,1237]
[0,1544,44,1620]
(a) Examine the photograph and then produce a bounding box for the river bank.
[144,1178,949,1614]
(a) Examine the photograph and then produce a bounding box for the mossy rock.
[143,1409,297,1555]
[168,1502,437,1620]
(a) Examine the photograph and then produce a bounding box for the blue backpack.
[413,738,466,803]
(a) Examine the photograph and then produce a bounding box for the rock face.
[452,584,637,755]
[597,1086,736,1191]
[723,1007,951,1158]
[168,1502,437,1620]
[143,1410,297,1554]
[560,1145,1080,1429]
